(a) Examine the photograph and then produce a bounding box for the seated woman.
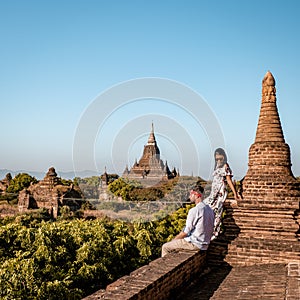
[203,148,240,239]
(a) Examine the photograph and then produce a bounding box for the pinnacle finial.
[148,122,156,144]
[262,70,276,87]
[255,71,284,143]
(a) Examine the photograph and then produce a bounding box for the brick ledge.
[83,250,207,300]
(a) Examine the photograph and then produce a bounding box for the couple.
[162,148,240,257]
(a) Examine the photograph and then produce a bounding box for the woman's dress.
[203,163,232,239]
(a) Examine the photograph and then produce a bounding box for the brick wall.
[83,250,207,300]
[207,200,300,267]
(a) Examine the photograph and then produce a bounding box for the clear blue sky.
[1,0,300,180]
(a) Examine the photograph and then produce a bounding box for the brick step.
[207,234,300,267]
[226,226,298,234]
[223,255,297,266]
[223,208,299,234]
[224,216,298,227]
[224,232,299,243]
[222,229,299,241]
[227,226,299,235]
[228,239,300,251]
[208,243,300,262]
[224,248,300,266]
[225,211,297,220]
[225,207,296,215]
[227,215,297,222]
[227,214,297,222]
[208,244,300,266]
[223,223,299,234]
[237,202,298,209]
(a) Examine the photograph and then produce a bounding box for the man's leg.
[161,239,199,257]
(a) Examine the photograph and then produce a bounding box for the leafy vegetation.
[0,204,191,299]
[0,173,38,204]
[108,177,140,200]
[0,174,209,298]
[6,173,38,194]
[107,176,205,202]
[73,174,119,199]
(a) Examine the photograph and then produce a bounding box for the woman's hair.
[214,148,228,169]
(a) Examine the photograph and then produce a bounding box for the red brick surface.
[83,251,207,300]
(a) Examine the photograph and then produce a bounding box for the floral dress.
[203,163,232,239]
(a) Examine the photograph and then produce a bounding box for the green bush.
[0,204,189,298]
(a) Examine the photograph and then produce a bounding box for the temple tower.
[242,71,299,208]
[18,167,83,218]
[123,123,177,185]
[99,167,111,201]
[208,71,300,266]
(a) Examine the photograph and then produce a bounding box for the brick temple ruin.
[0,173,12,193]
[18,167,84,218]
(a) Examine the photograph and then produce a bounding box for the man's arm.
[174,231,188,239]
[174,208,196,240]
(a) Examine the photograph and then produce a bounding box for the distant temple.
[0,173,12,193]
[18,167,84,218]
[98,167,117,201]
[122,123,178,184]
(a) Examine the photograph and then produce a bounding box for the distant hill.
[0,169,99,180]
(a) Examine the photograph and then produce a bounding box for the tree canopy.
[6,173,38,194]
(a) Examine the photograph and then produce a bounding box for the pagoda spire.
[241,71,298,204]
[147,122,156,145]
[102,166,108,185]
[255,71,285,143]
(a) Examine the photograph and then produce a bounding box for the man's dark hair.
[193,185,204,194]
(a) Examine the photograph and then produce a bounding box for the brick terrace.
[177,262,300,299]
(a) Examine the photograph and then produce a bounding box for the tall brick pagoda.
[242,71,299,208]
[208,71,300,266]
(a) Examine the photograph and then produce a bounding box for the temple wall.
[83,251,207,300]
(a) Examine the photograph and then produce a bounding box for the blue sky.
[0,0,300,180]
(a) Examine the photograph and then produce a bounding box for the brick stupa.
[242,71,300,208]
[208,71,300,266]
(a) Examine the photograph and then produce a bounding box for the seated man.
[161,186,215,257]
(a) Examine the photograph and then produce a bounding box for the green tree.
[6,173,38,194]
[60,178,74,186]
[73,177,81,186]
[107,174,119,183]
[108,178,133,200]
[0,202,191,299]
